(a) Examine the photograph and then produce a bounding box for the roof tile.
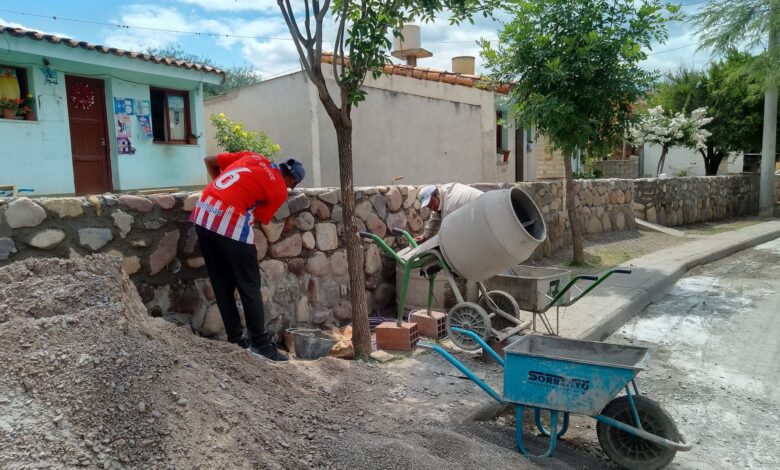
[320,51,508,93]
[0,26,224,77]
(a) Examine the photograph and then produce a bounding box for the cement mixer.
[361,187,631,350]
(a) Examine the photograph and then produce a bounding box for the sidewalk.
[558,219,780,341]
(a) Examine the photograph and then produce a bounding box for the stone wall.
[0,180,637,340]
[595,156,640,179]
[632,174,759,226]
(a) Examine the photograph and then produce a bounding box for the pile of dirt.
[1,255,594,470]
[0,255,400,470]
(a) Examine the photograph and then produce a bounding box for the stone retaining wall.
[632,174,759,226]
[595,156,640,179]
[0,180,635,340]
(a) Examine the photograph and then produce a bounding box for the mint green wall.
[0,34,220,195]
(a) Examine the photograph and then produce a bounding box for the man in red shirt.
[191,151,305,361]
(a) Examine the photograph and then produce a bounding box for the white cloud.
[0,17,71,38]
[241,39,301,77]
[102,5,200,52]
[177,0,278,12]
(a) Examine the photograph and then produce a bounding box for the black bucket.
[290,329,337,360]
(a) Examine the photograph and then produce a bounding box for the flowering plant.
[628,106,713,176]
[0,97,22,110]
[21,93,34,112]
[209,113,281,158]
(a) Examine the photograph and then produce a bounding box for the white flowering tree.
[629,105,713,176]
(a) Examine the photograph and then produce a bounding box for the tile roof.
[320,52,509,94]
[0,26,225,78]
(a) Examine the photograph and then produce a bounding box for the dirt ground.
[0,255,600,470]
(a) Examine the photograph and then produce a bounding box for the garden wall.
[632,174,759,226]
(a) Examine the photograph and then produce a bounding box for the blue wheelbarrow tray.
[503,335,649,416]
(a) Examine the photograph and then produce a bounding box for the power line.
[647,43,699,56]
[0,8,495,45]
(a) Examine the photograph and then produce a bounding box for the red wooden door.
[65,75,112,194]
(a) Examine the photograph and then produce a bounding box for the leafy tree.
[276,0,499,358]
[147,45,260,97]
[628,105,713,175]
[695,0,779,213]
[481,0,679,264]
[650,52,766,174]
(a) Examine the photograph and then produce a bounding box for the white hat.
[418,185,437,208]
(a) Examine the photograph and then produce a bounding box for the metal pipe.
[417,342,503,403]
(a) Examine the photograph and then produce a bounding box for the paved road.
[609,237,780,469]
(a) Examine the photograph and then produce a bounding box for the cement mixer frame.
[359,228,630,350]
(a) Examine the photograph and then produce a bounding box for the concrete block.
[375,322,419,351]
[409,310,446,339]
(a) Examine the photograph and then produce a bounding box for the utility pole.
[759,1,779,216]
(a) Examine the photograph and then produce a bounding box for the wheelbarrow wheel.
[478,290,521,330]
[446,302,491,351]
[597,395,680,470]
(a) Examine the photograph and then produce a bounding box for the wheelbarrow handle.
[417,342,504,404]
[594,414,692,451]
[359,231,406,265]
[451,327,505,368]
[391,228,418,248]
[614,268,632,274]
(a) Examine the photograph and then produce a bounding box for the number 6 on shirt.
[215,167,251,190]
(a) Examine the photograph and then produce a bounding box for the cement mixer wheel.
[446,302,491,351]
[479,290,521,330]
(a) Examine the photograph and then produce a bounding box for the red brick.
[375,322,419,351]
[409,310,447,339]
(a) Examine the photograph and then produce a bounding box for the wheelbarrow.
[419,329,691,469]
[359,228,630,350]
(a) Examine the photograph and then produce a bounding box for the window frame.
[150,86,191,144]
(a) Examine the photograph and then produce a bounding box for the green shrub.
[210,113,281,159]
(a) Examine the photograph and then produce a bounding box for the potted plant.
[0,97,21,119]
[497,148,511,162]
[21,94,35,120]
[188,133,198,145]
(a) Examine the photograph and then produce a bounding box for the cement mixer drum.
[438,187,546,281]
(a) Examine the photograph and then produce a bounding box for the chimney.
[452,56,476,75]
[391,24,432,67]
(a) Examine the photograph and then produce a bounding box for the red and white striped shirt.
[190,152,288,244]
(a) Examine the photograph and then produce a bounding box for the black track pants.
[195,225,268,345]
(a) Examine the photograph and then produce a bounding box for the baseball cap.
[418,185,437,208]
[280,158,306,183]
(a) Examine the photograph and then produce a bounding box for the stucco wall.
[0,38,215,195]
[642,144,744,177]
[204,70,517,188]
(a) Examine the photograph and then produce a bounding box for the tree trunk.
[700,145,724,176]
[759,6,779,216]
[564,156,585,265]
[656,145,669,176]
[333,119,371,359]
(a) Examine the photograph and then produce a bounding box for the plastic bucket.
[290,329,337,360]
[439,187,546,281]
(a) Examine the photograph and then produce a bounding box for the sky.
[0,0,714,79]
